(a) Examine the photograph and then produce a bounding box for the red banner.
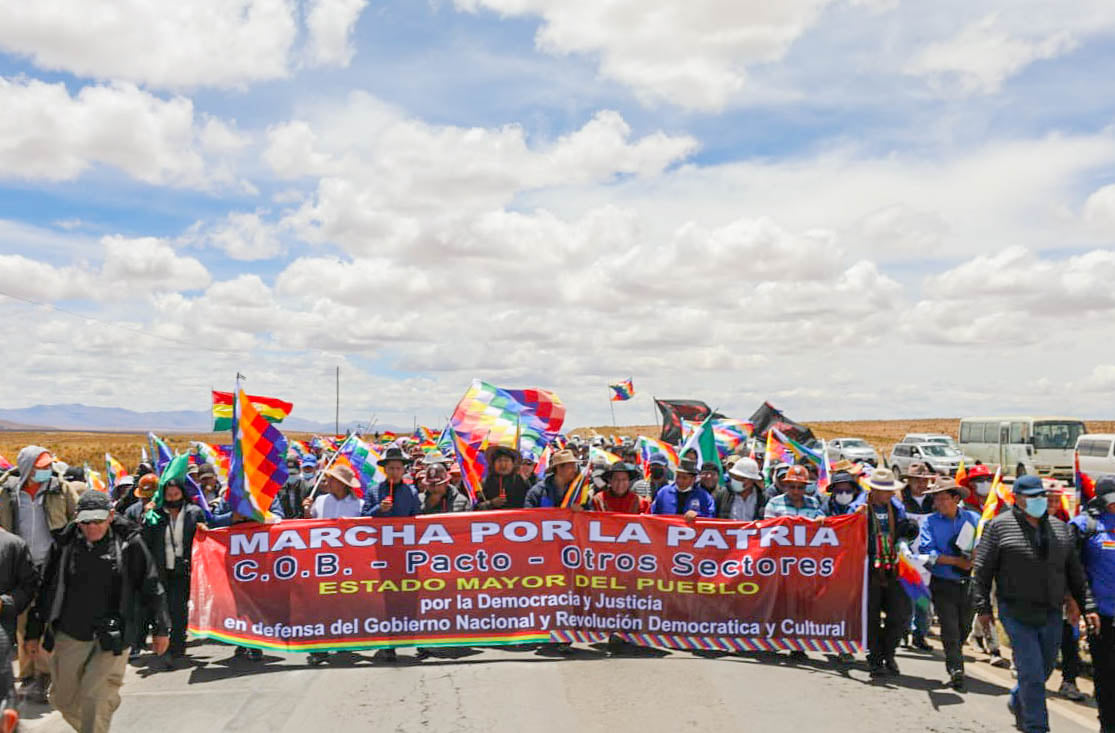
[189,510,866,654]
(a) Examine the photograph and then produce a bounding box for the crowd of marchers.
[0,435,1111,733]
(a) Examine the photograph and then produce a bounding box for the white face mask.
[834,491,854,506]
[730,478,747,493]
[974,481,991,496]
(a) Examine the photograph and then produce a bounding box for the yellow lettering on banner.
[319,582,337,595]
[545,575,566,587]
[458,578,479,590]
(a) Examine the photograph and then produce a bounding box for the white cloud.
[264,94,697,254]
[0,77,245,188]
[453,0,834,111]
[203,211,284,261]
[0,228,210,303]
[304,0,368,67]
[0,1,293,89]
[905,14,1077,95]
[1084,184,1115,231]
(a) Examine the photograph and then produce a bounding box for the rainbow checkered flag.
[609,378,635,402]
[228,385,288,522]
[450,379,566,459]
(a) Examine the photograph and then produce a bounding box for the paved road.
[19,640,1100,732]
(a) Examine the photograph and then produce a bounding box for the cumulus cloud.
[0,230,210,303]
[201,211,284,261]
[304,0,369,67]
[0,0,367,89]
[905,14,1077,95]
[264,95,697,254]
[0,78,246,188]
[453,0,834,111]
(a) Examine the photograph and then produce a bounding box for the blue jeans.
[999,605,1061,733]
[911,601,931,638]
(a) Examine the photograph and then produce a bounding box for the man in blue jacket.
[649,457,714,519]
[361,446,420,518]
[524,451,581,508]
[917,478,979,691]
[1070,476,1115,733]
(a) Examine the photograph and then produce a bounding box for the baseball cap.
[75,490,112,523]
[1013,474,1046,496]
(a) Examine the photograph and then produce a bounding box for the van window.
[960,424,971,442]
[983,423,999,443]
[1033,421,1085,450]
[1010,422,1024,443]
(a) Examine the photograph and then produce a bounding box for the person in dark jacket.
[141,478,206,661]
[25,491,169,733]
[650,457,715,519]
[631,454,672,501]
[418,465,471,515]
[0,527,39,648]
[524,451,582,509]
[713,458,766,521]
[862,468,919,677]
[361,447,420,518]
[973,474,1096,733]
[476,446,531,510]
[900,462,937,652]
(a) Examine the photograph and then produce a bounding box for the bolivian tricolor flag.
[228,387,289,522]
[212,390,293,431]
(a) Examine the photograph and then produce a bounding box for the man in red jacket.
[592,463,646,514]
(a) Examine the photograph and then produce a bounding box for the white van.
[958,416,1086,479]
[1075,434,1115,477]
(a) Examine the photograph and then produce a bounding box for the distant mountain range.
[0,404,389,434]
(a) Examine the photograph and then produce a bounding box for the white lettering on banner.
[224,517,843,557]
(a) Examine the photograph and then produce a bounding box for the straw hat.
[325,463,361,489]
[864,468,904,492]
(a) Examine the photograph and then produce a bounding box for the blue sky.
[2,0,1115,428]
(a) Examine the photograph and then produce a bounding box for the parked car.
[827,438,879,466]
[890,442,964,477]
[1075,433,1115,478]
[900,433,972,463]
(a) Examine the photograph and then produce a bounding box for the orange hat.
[135,473,158,499]
[783,465,810,485]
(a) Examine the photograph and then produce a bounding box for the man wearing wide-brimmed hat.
[917,478,979,690]
[305,463,363,520]
[477,445,532,510]
[861,468,920,678]
[632,454,672,502]
[591,462,646,514]
[525,450,582,509]
[360,446,420,518]
[649,456,714,520]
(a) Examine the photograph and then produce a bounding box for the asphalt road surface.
[19,639,1101,732]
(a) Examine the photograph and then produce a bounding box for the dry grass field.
[0,431,317,472]
[4,419,1115,473]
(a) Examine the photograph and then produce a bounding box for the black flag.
[655,399,712,445]
[748,401,815,443]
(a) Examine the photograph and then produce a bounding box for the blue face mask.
[1022,496,1048,518]
[32,468,52,483]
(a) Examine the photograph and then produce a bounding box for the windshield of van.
[842,439,868,448]
[919,445,951,457]
[1033,422,1086,450]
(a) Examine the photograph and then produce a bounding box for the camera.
[93,615,124,656]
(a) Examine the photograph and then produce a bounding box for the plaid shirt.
[763,492,824,520]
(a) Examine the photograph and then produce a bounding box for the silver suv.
[889,442,964,476]
[827,438,879,466]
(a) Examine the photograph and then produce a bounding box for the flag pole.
[335,365,340,436]
[608,388,616,427]
[309,432,356,501]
